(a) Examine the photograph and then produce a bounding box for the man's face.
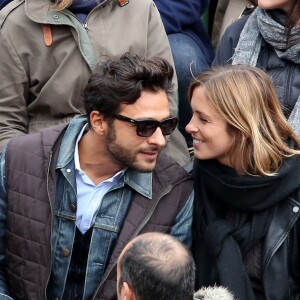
[105,90,170,172]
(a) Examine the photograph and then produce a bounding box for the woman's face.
[257,0,291,13]
[185,86,234,167]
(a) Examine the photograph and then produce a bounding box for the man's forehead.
[118,90,170,119]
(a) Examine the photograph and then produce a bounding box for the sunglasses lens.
[161,118,178,135]
[136,118,178,137]
[137,121,157,137]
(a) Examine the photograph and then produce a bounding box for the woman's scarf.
[232,8,300,65]
[231,8,300,136]
[192,157,300,300]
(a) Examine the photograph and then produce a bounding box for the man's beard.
[105,125,161,172]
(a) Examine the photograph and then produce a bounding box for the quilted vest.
[4,124,193,300]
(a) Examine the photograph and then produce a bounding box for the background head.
[187,64,300,176]
[117,232,195,300]
[82,52,174,126]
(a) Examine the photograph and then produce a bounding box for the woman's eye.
[199,117,208,124]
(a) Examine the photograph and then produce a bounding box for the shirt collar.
[124,169,153,199]
[57,115,88,168]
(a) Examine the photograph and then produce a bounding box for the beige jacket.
[0,0,189,164]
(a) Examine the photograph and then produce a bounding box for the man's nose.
[148,127,167,148]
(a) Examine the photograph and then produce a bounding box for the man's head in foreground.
[82,52,176,173]
[117,232,195,300]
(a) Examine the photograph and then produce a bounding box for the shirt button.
[62,248,70,257]
[53,14,59,19]
[66,168,71,173]
[293,206,299,213]
[69,204,76,212]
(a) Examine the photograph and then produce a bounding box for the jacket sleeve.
[153,0,208,34]
[0,30,29,151]
[0,147,13,299]
[170,190,194,249]
[212,16,248,67]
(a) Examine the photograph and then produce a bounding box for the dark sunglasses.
[113,114,178,137]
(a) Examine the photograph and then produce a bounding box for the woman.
[186,65,300,300]
[213,0,300,126]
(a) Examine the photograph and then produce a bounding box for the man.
[0,53,193,300]
[0,0,189,165]
[117,232,195,300]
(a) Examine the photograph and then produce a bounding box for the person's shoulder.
[222,14,249,41]
[0,0,25,28]
[7,123,67,154]
[213,14,250,66]
[126,0,155,10]
[154,154,192,184]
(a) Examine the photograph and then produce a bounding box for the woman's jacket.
[193,158,300,300]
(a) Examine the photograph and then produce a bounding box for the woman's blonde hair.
[52,0,73,10]
[189,64,300,176]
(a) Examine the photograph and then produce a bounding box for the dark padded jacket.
[213,14,300,115]
[4,123,193,300]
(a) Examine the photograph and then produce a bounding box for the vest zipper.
[45,151,54,300]
[91,184,173,299]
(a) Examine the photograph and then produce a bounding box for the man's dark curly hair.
[82,52,174,124]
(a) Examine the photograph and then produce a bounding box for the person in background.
[210,0,255,50]
[0,53,194,300]
[154,0,214,148]
[187,65,300,300]
[117,232,195,300]
[0,0,189,165]
[213,0,300,134]
[117,232,235,300]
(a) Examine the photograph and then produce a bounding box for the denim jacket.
[0,116,193,300]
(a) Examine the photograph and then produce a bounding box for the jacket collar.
[56,115,153,199]
[25,0,114,24]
